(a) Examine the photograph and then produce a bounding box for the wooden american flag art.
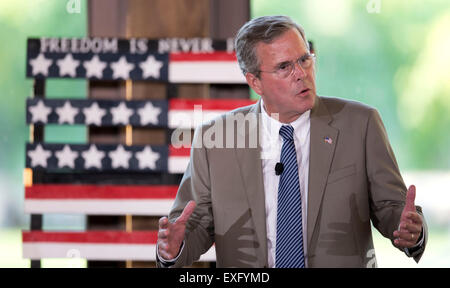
[23,37,254,263]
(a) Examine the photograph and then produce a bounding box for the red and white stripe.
[22,231,216,261]
[169,52,246,83]
[25,184,178,215]
[168,98,257,129]
[168,145,190,174]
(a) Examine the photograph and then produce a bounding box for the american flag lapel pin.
[324,136,332,144]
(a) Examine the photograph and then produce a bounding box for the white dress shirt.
[259,99,311,268]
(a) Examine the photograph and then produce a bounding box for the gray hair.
[235,15,309,77]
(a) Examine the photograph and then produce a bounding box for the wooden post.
[125,79,133,268]
[30,78,45,268]
[87,0,249,268]
[86,0,128,268]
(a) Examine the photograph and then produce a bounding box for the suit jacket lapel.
[307,96,339,253]
[234,99,268,267]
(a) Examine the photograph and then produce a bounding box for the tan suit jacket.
[160,96,427,268]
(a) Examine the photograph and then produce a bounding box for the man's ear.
[245,72,263,96]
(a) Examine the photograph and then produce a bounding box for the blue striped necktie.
[276,125,305,268]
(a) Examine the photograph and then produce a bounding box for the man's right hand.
[157,200,196,260]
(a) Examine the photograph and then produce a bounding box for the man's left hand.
[393,185,423,248]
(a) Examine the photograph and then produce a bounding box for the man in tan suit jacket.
[156,16,427,268]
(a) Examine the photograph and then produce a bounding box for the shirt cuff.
[157,240,185,266]
[404,227,425,256]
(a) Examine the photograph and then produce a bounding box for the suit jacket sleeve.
[156,125,215,268]
[365,108,427,262]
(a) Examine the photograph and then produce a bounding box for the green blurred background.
[0,0,449,267]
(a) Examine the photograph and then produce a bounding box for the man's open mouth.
[298,88,310,95]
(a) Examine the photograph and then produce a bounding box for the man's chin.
[299,94,315,112]
[291,102,314,117]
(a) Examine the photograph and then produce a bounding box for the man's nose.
[293,62,307,79]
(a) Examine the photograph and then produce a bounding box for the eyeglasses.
[257,53,315,79]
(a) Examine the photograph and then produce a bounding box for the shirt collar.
[260,98,311,135]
